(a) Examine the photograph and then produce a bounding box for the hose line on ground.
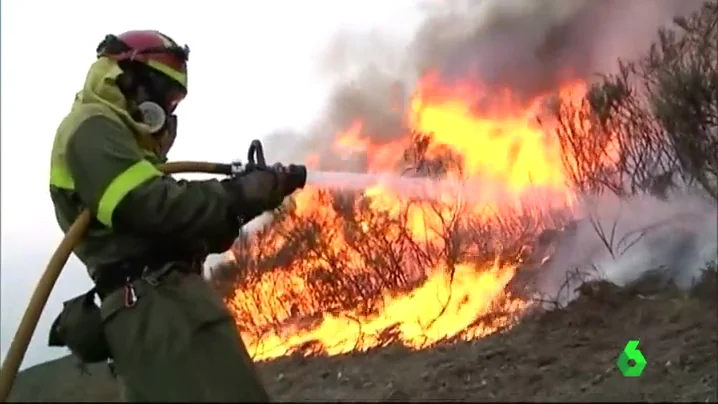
[0,161,233,402]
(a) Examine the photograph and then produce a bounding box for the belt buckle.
[141,265,160,287]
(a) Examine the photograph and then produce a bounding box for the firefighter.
[48,30,305,401]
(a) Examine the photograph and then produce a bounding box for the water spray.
[305,169,571,210]
[306,170,434,194]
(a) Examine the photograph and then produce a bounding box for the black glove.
[222,164,307,221]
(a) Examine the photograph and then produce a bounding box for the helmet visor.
[144,68,186,112]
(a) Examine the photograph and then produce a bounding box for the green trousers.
[101,269,270,402]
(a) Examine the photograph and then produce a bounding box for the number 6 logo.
[617,340,647,377]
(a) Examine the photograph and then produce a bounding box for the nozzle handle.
[247,140,267,169]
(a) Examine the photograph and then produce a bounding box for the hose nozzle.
[286,164,307,190]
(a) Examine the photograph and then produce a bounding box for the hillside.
[8,273,716,402]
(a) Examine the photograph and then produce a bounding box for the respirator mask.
[138,102,178,160]
[135,68,185,160]
[136,101,176,161]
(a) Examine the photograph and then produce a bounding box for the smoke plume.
[264,0,704,168]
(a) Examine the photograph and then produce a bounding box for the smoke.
[535,192,717,302]
[410,0,705,99]
[263,0,704,168]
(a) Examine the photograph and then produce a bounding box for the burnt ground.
[7,272,717,402]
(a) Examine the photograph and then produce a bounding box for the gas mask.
[138,101,178,161]
[138,101,166,133]
[130,64,185,161]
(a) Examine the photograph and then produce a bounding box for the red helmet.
[96,30,189,109]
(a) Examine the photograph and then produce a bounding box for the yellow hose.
[0,161,232,402]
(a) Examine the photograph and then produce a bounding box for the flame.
[225,70,605,361]
[236,262,525,359]
[410,74,575,191]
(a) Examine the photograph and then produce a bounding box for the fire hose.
[0,140,287,402]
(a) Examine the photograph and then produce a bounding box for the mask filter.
[138,101,166,133]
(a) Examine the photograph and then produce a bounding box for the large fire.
[224,71,595,361]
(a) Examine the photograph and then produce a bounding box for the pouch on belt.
[48,288,111,363]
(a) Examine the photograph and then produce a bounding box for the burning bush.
[218,126,566,359]
[211,1,717,361]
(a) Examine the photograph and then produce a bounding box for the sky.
[0,0,423,370]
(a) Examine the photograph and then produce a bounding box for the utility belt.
[93,255,203,301]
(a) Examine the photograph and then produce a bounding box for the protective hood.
[74,57,159,157]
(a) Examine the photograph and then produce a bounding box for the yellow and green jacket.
[50,57,238,278]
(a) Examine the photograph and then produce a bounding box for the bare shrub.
[551,1,718,199]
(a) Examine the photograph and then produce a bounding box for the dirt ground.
[261,279,717,402]
[8,276,717,402]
